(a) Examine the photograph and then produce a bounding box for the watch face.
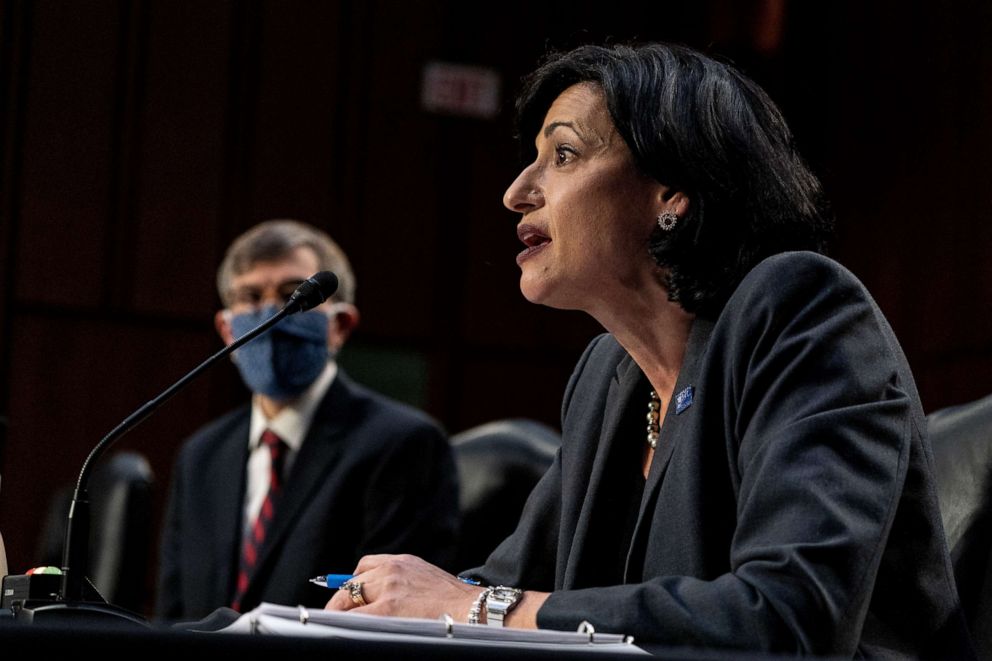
[486,587,522,626]
[490,587,522,605]
[489,588,517,601]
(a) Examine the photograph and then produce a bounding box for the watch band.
[485,586,523,627]
[467,587,494,625]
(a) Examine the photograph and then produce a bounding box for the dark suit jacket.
[469,252,973,658]
[156,371,459,621]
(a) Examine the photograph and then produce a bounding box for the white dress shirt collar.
[242,361,338,533]
[248,361,338,455]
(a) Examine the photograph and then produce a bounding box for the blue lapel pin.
[675,386,695,414]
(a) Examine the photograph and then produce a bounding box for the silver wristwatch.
[485,586,523,627]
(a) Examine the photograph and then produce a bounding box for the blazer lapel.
[562,352,644,588]
[624,318,714,581]
[209,413,250,604]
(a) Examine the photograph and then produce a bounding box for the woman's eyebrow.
[544,119,608,148]
[543,120,580,138]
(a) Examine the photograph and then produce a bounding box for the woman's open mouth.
[516,224,551,265]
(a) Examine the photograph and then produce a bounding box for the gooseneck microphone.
[41,271,338,622]
[284,271,339,314]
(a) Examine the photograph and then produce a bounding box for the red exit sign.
[421,61,501,120]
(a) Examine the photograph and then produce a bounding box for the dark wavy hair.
[514,43,833,317]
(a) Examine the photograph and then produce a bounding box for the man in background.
[156,220,458,620]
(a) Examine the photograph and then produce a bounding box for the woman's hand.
[324,554,482,621]
[325,553,550,626]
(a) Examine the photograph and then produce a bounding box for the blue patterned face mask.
[229,305,329,401]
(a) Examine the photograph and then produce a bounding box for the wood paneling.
[344,1,446,341]
[822,0,992,409]
[242,1,344,226]
[129,1,231,317]
[0,314,219,573]
[14,1,123,308]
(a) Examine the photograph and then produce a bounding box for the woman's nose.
[503,164,542,213]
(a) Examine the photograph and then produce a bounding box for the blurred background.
[1,0,990,614]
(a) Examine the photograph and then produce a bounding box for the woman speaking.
[326,43,972,657]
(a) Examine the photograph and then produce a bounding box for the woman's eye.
[554,145,575,166]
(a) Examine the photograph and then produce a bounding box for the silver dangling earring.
[656,211,678,231]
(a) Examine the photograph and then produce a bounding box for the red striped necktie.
[231,429,286,611]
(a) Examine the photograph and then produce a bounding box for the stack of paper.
[220,602,645,654]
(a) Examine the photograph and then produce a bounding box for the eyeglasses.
[227,280,306,311]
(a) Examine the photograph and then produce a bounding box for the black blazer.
[469,252,973,658]
[157,371,459,620]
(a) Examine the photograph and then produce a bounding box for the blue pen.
[309,574,481,588]
[309,574,355,589]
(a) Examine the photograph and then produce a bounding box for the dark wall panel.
[130,1,231,317]
[242,1,343,228]
[452,356,578,433]
[823,0,992,409]
[0,1,31,364]
[0,315,217,573]
[343,1,446,341]
[14,1,122,308]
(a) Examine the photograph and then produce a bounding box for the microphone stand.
[2,270,336,625]
[61,307,292,608]
[12,308,293,625]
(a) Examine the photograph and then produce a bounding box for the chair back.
[928,393,992,658]
[36,451,154,612]
[451,419,560,571]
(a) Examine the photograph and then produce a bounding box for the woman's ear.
[657,187,690,217]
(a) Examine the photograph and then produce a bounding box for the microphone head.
[285,271,339,313]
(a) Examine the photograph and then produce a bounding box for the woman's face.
[503,83,667,312]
